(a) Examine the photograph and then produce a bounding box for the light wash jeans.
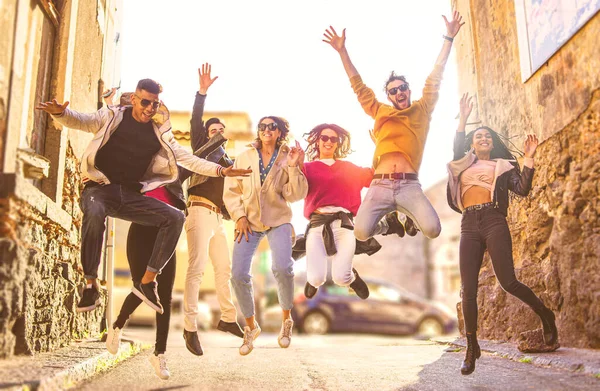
[230,223,295,318]
[306,220,356,287]
[183,205,237,332]
[354,178,441,241]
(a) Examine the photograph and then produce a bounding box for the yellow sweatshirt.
[350,64,444,172]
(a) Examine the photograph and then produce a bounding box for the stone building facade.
[453,0,599,348]
[0,0,122,357]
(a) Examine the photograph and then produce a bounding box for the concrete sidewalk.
[435,336,600,378]
[0,337,150,390]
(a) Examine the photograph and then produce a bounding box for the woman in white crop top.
[447,93,558,376]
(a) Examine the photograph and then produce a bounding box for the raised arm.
[509,135,538,196]
[436,11,464,67]
[282,141,308,202]
[324,26,381,119]
[190,63,219,152]
[323,26,358,79]
[453,93,473,160]
[420,11,465,113]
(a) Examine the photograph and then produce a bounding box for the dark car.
[291,278,457,336]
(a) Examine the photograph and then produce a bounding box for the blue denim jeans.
[230,223,295,318]
[80,184,185,279]
[354,178,441,241]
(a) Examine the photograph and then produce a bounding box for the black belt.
[463,202,496,212]
[373,172,418,180]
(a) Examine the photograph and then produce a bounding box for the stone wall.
[0,145,105,358]
[453,0,600,348]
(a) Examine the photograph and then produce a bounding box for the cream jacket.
[223,143,308,232]
[51,105,222,193]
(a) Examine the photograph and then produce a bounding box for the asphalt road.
[79,328,600,390]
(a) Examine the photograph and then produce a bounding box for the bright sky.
[119,0,460,191]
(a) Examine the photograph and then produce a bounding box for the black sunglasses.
[134,94,160,109]
[258,123,278,132]
[319,135,340,144]
[387,84,409,96]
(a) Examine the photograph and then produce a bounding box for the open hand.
[523,134,539,158]
[35,99,69,115]
[443,10,465,38]
[323,26,346,53]
[287,140,304,167]
[459,93,474,123]
[234,216,253,243]
[199,63,218,95]
[222,166,252,177]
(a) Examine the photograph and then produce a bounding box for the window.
[20,0,60,187]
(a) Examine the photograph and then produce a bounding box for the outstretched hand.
[523,134,539,158]
[459,93,474,124]
[287,140,305,167]
[35,99,69,115]
[323,26,346,53]
[443,10,465,38]
[222,166,252,177]
[198,63,218,95]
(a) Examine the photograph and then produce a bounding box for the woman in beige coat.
[224,116,307,356]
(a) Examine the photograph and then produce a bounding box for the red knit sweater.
[302,160,373,219]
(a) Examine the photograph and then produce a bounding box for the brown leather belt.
[188,201,221,215]
[373,172,418,180]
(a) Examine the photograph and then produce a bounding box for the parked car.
[111,286,213,330]
[291,278,457,337]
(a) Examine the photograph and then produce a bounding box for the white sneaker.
[106,326,122,355]
[149,354,170,380]
[278,318,294,348]
[239,323,261,356]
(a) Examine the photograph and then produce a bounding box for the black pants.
[460,207,545,334]
[114,223,176,354]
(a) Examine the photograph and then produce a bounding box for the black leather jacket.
[446,132,534,216]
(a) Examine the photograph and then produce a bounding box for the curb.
[2,339,151,391]
[433,337,600,378]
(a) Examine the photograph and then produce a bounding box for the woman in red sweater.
[302,124,374,299]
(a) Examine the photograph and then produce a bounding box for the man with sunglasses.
[36,78,251,315]
[323,11,464,242]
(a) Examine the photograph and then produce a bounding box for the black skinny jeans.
[114,223,176,354]
[460,207,545,334]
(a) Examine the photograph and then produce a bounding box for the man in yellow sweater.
[323,10,464,241]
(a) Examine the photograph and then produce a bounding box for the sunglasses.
[258,123,278,132]
[319,135,340,144]
[134,94,160,109]
[387,84,409,96]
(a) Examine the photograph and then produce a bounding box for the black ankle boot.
[460,332,481,375]
[383,212,405,237]
[535,306,558,346]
